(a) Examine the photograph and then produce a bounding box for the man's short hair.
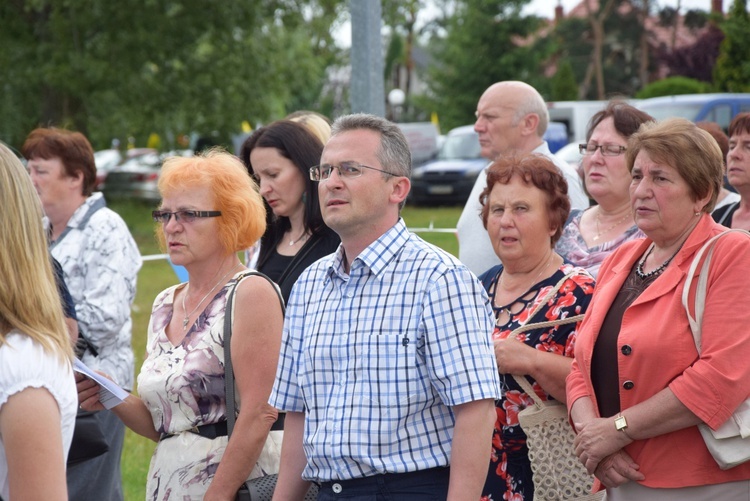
[330,114,412,179]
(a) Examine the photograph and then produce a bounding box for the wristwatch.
[615,413,633,440]
[614,414,628,432]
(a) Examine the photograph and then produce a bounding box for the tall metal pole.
[349,0,385,117]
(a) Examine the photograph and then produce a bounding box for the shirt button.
[623,380,635,390]
[621,345,632,355]
[332,483,343,493]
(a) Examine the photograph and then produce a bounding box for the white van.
[546,100,609,143]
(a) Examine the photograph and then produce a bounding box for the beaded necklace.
[635,243,678,279]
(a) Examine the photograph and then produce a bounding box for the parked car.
[410,122,572,206]
[94,149,123,191]
[547,100,610,144]
[397,122,440,166]
[102,150,192,203]
[637,93,750,132]
[410,125,485,205]
[545,121,569,153]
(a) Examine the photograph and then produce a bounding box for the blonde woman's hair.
[287,110,332,144]
[0,144,73,361]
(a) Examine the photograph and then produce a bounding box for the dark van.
[637,93,750,132]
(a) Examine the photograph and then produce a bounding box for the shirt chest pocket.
[356,331,420,412]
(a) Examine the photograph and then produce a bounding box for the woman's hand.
[594,451,645,488]
[493,337,538,375]
[573,416,632,474]
[76,372,108,411]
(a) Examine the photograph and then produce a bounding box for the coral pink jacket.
[567,215,750,487]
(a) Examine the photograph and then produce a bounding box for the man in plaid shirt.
[270,113,501,500]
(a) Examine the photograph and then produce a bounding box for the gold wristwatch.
[614,414,628,432]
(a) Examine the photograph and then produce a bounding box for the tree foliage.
[713,0,750,92]
[425,0,547,131]
[0,0,344,150]
[636,76,711,98]
[550,59,579,101]
[658,25,724,83]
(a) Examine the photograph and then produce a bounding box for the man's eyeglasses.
[152,210,222,224]
[309,161,394,181]
[579,144,627,156]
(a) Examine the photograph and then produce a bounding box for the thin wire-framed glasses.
[309,161,394,181]
[579,143,627,156]
[152,210,222,224]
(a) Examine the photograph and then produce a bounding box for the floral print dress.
[478,263,595,501]
[555,209,644,279]
[137,273,282,500]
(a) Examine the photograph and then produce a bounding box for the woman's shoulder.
[558,263,596,292]
[478,264,504,290]
[0,331,73,408]
[233,270,284,306]
[711,200,739,226]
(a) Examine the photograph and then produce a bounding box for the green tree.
[425,0,547,131]
[550,59,579,101]
[713,0,750,92]
[542,1,650,100]
[636,76,710,98]
[0,0,344,150]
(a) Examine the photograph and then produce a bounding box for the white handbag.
[509,271,602,500]
[681,229,750,470]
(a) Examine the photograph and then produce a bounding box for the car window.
[439,131,481,160]
[702,104,732,131]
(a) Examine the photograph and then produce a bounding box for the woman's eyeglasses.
[309,161,393,181]
[579,144,627,156]
[152,210,222,224]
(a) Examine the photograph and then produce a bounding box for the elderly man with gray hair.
[457,81,589,275]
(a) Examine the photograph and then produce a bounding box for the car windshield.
[439,131,481,160]
[638,103,703,121]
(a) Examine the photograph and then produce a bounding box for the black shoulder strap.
[223,271,284,436]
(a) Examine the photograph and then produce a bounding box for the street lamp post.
[388,88,406,122]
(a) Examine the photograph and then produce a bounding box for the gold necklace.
[593,209,632,242]
[496,252,555,316]
[181,263,241,331]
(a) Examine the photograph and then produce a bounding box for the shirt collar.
[327,219,410,279]
[67,192,106,230]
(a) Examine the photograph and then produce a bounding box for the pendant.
[182,316,189,330]
[593,235,600,241]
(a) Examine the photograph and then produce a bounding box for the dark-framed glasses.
[579,143,627,156]
[309,161,393,181]
[152,210,222,224]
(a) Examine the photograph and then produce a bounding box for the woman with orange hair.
[78,149,284,500]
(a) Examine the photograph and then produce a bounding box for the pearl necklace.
[635,243,677,279]
[181,263,241,330]
[593,209,632,242]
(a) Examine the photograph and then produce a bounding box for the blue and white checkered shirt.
[269,219,501,482]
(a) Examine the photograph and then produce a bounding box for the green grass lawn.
[110,199,462,500]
